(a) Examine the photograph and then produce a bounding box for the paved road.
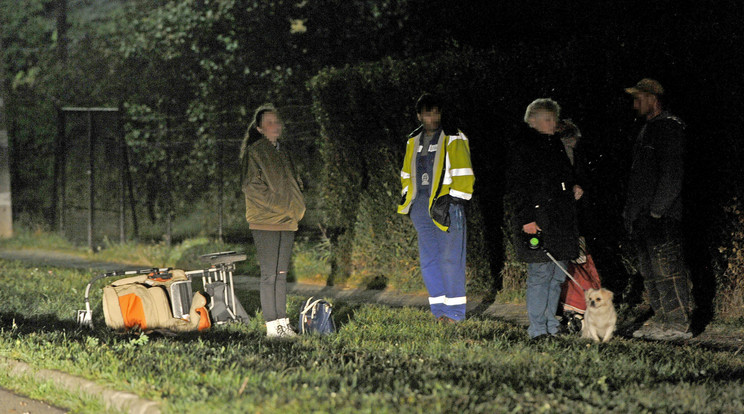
[0,387,66,413]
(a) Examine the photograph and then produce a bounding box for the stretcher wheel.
[566,313,584,334]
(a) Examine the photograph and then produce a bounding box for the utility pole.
[0,94,12,238]
[0,34,13,237]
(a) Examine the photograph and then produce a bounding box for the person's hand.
[522,221,541,234]
[573,185,584,200]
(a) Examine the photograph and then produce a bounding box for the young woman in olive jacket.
[240,104,305,338]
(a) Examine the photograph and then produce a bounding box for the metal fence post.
[217,136,224,243]
[87,110,95,251]
[119,109,126,243]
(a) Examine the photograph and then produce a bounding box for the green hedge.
[308,58,433,291]
[307,45,616,294]
[306,49,562,294]
[308,41,618,293]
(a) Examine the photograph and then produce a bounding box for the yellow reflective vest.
[397,126,475,231]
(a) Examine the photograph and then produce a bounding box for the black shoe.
[531,333,551,342]
[655,321,693,341]
[437,316,458,324]
[552,329,572,338]
[566,315,584,334]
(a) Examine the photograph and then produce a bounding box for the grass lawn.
[1,259,743,413]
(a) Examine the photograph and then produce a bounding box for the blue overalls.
[409,133,467,321]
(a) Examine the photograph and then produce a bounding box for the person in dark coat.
[508,98,580,339]
[556,119,592,241]
[556,119,587,200]
[622,78,693,341]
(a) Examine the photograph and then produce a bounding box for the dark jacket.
[241,137,305,231]
[508,126,579,262]
[558,135,590,192]
[623,111,686,233]
[558,129,594,237]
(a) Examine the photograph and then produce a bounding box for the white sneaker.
[265,319,281,338]
[277,318,298,338]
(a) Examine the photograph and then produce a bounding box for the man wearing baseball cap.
[623,78,694,341]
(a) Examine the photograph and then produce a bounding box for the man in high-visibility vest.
[397,93,475,323]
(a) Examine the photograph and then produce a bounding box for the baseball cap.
[625,78,664,96]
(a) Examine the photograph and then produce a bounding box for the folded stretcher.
[77,251,250,333]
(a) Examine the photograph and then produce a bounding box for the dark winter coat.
[559,130,595,238]
[623,111,686,234]
[508,126,579,262]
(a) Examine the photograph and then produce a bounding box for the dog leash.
[543,249,586,292]
[527,233,587,291]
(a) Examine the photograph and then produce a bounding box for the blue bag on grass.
[299,297,336,335]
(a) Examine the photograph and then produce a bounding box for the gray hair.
[523,98,561,124]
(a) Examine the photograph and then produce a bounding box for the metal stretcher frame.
[77,251,247,329]
[186,251,247,324]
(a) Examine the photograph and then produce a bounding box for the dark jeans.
[526,261,567,337]
[251,230,295,322]
[633,217,693,326]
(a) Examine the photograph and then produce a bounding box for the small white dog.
[581,288,617,343]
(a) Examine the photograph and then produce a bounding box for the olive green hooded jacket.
[241,137,305,231]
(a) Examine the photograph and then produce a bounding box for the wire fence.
[54,105,322,249]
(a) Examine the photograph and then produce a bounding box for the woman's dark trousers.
[252,230,295,322]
